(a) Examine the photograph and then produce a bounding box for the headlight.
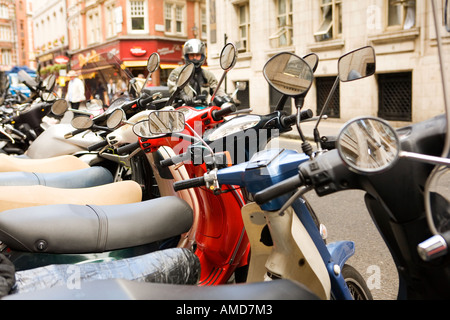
[207,115,261,141]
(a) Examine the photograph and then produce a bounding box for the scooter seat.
[0,196,193,253]
[0,154,89,173]
[5,278,319,300]
[0,180,142,212]
[0,166,113,188]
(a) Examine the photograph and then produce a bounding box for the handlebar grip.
[212,103,237,121]
[116,141,140,155]
[281,109,313,127]
[138,94,154,108]
[64,128,84,139]
[87,140,108,152]
[160,152,189,167]
[173,176,206,192]
[254,175,303,205]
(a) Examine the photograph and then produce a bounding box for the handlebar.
[116,141,140,155]
[211,103,237,121]
[160,152,191,168]
[87,140,108,152]
[173,176,206,192]
[64,128,85,139]
[254,174,304,205]
[281,109,313,128]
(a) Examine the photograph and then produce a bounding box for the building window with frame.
[106,4,116,38]
[316,76,340,118]
[269,0,293,48]
[236,3,250,52]
[87,10,101,45]
[201,7,207,40]
[387,0,416,30]
[164,2,185,35]
[378,72,412,121]
[129,0,147,32]
[314,0,342,42]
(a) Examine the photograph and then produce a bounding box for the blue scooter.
[161,47,376,299]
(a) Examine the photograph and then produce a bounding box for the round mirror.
[148,110,185,134]
[147,53,160,73]
[220,43,238,71]
[303,53,319,73]
[51,99,69,116]
[71,116,94,130]
[176,63,195,88]
[337,117,400,174]
[338,46,376,82]
[106,108,125,129]
[263,52,313,97]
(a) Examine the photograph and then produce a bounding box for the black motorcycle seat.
[5,278,319,300]
[0,196,193,253]
[0,166,113,188]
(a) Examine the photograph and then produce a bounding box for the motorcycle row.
[0,2,449,301]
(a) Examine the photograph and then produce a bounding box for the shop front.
[67,39,185,104]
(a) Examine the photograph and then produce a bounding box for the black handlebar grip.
[138,94,154,109]
[282,109,313,128]
[87,140,108,152]
[173,176,206,192]
[254,175,303,205]
[64,128,84,139]
[211,103,237,121]
[116,141,140,155]
[160,152,189,167]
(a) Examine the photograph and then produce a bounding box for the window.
[270,0,293,47]
[106,4,116,38]
[269,85,292,114]
[316,76,340,118]
[235,81,250,110]
[0,4,8,19]
[164,2,185,35]
[129,0,147,32]
[201,8,207,39]
[387,0,416,30]
[314,0,342,42]
[1,49,12,66]
[378,72,412,121]
[87,10,101,44]
[237,3,250,52]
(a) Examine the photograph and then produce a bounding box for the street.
[267,136,399,300]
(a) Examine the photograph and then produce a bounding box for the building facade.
[0,0,33,70]
[207,0,450,125]
[66,0,207,86]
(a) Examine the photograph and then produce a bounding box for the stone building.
[207,0,449,125]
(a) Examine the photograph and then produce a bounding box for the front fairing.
[217,148,310,211]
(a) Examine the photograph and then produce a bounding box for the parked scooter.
[248,0,450,300]
[153,46,376,300]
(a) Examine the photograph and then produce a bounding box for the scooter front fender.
[326,240,355,270]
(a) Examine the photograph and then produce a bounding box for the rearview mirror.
[303,53,319,73]
[71,116,94,130]
[263,52,313,97]
[220,43,238,71]
[106,108,126,129]
[337,117,400,174]
[338,46,376,82]
[147,53,160,73]
[51,99,69,116]
[148,110,185,134]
